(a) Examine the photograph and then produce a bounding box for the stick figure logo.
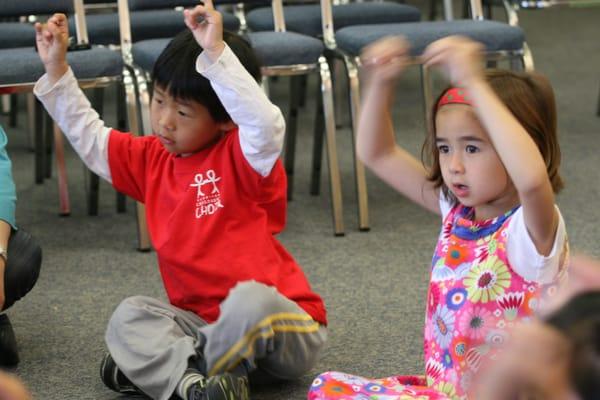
[190,169,224,218]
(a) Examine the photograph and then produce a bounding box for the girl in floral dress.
[308,36,569,400]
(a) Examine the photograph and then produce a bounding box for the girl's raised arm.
[357,37,441,215]
[423,36,558,255]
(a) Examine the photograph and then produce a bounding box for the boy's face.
[150,86,234,156]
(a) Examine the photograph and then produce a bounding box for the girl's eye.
[438,145,450,154]
[466,145,479,153]
[178,110,189,117]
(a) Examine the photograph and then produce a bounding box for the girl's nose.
[449,153,464,174]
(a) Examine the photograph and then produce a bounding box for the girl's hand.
[360,36,411,85]
[34,13,70,84]
[184,0,225,62]
[422,36,484,88]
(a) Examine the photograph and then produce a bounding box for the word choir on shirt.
[190,169,224,218]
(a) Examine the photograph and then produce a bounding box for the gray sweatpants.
[105,280,328,400]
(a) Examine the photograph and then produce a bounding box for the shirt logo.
[190,169,224,218]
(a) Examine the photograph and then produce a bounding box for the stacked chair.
[276,0,532,230]
[0,0,126,220]
[246,0,423,232]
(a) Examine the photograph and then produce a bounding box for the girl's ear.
[218,120,237,132]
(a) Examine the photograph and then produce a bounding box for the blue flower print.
[364,383,387,393]
[446,287,468,310]
[432,304,455,349]
[442,349,453,368]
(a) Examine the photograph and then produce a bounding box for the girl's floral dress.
[308,203,567,400]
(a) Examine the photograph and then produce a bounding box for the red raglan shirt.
[107,128,327,325]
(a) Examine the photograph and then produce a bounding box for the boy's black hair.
[546,291,600,400]
[152,29,261,123]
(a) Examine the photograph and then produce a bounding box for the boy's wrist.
[45,61,70,85]
[202,41,226,63]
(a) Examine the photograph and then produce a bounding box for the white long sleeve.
[196,45,285,177]
[34,68,112,183]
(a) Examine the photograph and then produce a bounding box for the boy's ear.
[218,120,237,132]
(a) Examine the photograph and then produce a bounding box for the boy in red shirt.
[34,3,327,400]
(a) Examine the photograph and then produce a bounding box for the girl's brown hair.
[422,69,564,202]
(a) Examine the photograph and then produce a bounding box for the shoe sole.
[99,353,140,395]
[205,374,249,400]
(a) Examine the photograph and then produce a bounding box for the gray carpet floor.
[2,5,600,399]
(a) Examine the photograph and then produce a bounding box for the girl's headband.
[437,87,471,108]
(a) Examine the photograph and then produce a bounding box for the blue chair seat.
[247,31,325,67]
[131,38,170,71]
[336,20,525,56]
[0,46,123,85]
[246,3,421,37]
[70,9,240,46]
[0,23,36,49]
[132,32,325,71]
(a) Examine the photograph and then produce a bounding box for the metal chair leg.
[44,111,53,179]
[319,57,344,236]
[34,100,45,184]
[53,123,71,216]
[125,66,151,251]
[344,55,370,231]
[116,82,127,213]
[27,94,36,151]
[284,76,302,201]
[9,94,17,128]
[310,81,325,197]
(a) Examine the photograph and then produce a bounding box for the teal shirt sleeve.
[0,125,17,229]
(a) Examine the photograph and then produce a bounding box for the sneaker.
[0,314,19,367]
[188,373,249,400]
[99,352,141,395]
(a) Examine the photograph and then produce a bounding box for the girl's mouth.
[452,183,469,198]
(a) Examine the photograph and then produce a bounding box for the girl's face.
[150,86,235,156]
[435,104,519,220]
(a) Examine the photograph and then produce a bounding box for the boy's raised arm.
[185,2,285,178]
[33,14,112,183]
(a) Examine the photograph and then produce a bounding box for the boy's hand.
[360,36,411,85]
[34,13,70,85]
[184,0,225,63]
[422,36,484,88]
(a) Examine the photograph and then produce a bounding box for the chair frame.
[318,0,535,231]
[0,0,124,218]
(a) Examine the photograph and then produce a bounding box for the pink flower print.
[465,345,489,372]
[496,292,524,321]
[429,283,442,311]
[458,306,493,340]
[425,359,444,386]
[486,330,510,348]
[442,221,453,239]
[464,256,511,303]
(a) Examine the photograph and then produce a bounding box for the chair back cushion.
[0,0,74,17]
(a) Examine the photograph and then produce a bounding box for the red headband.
[437,87,471,108]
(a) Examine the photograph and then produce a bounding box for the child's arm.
[184,2,285,177]
[33,14,112,183]
[357,37,440,214]
[423,36,558,255]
